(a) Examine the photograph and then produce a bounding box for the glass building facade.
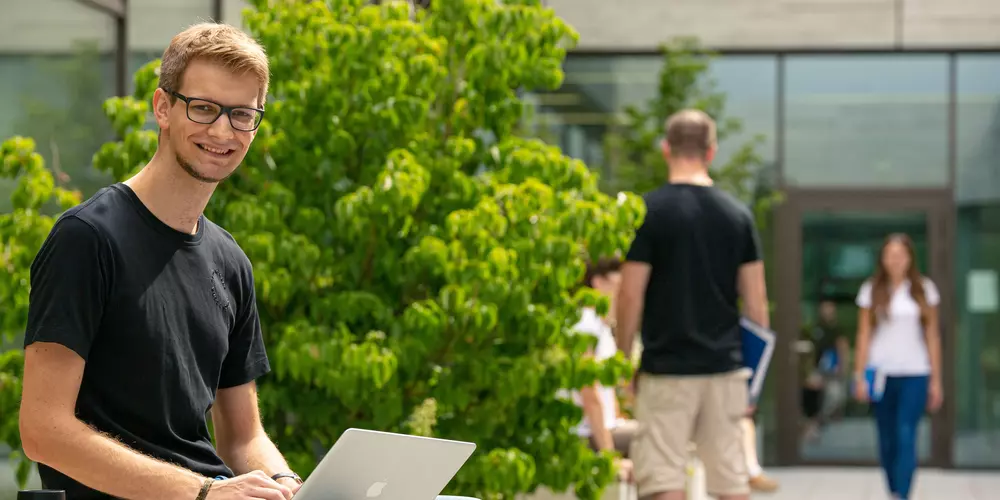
[533,50,1000,469]
[3,0,1000,473]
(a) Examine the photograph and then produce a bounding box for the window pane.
[529,54,777,183]
[953,54,1000,468]
[956,55,1000,204]
[706,56,777,170]
[954,206,1000,468]
[0,0,115,54]
[783,55,950,187]
[0,0,118,213]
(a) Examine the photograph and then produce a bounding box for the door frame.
[772,188,956,467]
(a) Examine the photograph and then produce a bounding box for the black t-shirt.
[24,183,270,499]
[626,183,761,375]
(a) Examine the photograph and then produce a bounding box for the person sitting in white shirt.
[568,257,636,482]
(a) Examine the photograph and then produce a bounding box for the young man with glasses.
[19,23,298,500]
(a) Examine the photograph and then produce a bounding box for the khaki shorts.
[630,369,751,497]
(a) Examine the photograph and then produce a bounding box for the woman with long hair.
[853,233,944,500]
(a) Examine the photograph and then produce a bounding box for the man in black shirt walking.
[615,109,770,500]
[19,23,299,500]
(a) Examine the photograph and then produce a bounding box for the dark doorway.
[773,189,956,467]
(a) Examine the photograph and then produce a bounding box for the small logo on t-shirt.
[210,269,231,312]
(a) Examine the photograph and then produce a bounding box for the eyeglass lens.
[187,99,262,131]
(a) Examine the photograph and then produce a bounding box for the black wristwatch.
[272,472,303,484]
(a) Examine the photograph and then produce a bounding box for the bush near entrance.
[0,1,642,498]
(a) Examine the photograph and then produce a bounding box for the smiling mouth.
[197,143,235,157]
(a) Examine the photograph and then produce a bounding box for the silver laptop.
[293,428,477,500]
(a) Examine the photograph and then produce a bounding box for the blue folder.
[740,317,776,405]
[864,366,887,403]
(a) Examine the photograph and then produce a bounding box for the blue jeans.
[874,375,928,500]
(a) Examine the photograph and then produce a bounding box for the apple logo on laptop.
[366,481,388,498]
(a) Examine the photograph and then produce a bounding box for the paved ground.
[3,460,999,499]
[761,467,1000,500]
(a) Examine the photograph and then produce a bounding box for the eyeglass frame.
[162,88,266,132]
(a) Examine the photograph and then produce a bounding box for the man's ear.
[705,144,717,164]
[152,88,172,132]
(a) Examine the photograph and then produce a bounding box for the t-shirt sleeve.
[24,216,110,361]
[742,211,762,264]
[856,280,873,308]
[625,206,657,264]
[571,319,602,338]
[218,267,271,389]
[923,278,941,306]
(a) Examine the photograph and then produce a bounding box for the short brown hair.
[583,256,623,288]
[158,23,270,107]
[664,109,717,159]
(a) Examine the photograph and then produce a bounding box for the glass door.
[773,190,954,466]
[797,210,932,462]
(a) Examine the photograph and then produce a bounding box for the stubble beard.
[163,129,237,184]
[175,152,233,184]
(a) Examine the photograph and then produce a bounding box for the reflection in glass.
[798,211,932,462]
[784,55,949,187]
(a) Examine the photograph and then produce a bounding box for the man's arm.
[212,260,299,491]
[18,216,206,498]
[20,343,209,499]
[737,261,769,329]
[616,262,651,355]
[738,213,769,328]
[616,203,656,355]
[212,382,300,491]
[21,217,291,500]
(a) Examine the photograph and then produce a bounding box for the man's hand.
[275,477,303,494]
[208,471,293,500]
[615,458,634,483]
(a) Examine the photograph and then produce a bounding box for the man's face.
[155,59,261,184]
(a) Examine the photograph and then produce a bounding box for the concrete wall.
[546,0,1000,50]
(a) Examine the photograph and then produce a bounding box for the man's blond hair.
[159,23,270,107]
[664,109,717,159]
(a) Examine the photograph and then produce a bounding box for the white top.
[855,277,940,376]
[565,308,619,437]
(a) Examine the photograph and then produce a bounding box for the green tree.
[602,37,782,223]
[0,136,82,488]
[0,1,645,498]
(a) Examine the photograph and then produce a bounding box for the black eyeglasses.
[164,89,265,132]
